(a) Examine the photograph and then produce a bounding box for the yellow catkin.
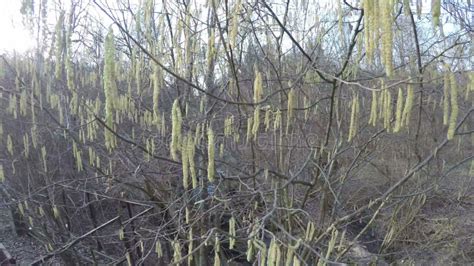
[207,127,215,182]
[136,52,143,95]
[187,134,198,189]
[403,0,410,15]
[201,123,206,143]
[8,94,17,119]
[274,109,282,131]
[19,90,27,116]
[234,131,240,143]
[368,90,378,126]
[468,72,474,98]
[224,115,233,137]
[155,241,163,258]
[254,70,263,103]
[214,236,221,266]
[402,84,414,126]
[185,207,190,224]
[381,1,393,77]
[268,237,277,265]
[348,94,359,141]
[175,21,183,72]
[363,0,376,63]
[256,240,267,265]
[53,205,60,219]
[304,96,309,121]
[293,257,301,266]
[0,164,4,182]
[470,160,474,177]
[275,244,281,266]
[432,0,441,27]
[66,28,77,115]
[38,207,45,217]
[252,70,263,139]
[252,108,260,140]
[193,124,200,145]
[383,89,392,130]
[18,203,24,216]
[23,134,29,157]
[41,146,47,172]
[76,150,83,172]
[355,95,360,134]
[187,228,193,265]
[230,0,241,48]
[246,117,253,143]
[387,90,392,129]
[465,75,471,99]
[31,91,37,124]
[447,72,458,140]
[88,147,95,166]
[125,252,132,266]
[285,246,295,266]
[140,241,144,255]
[170,99,182,161]
[443,72,450,126]
[119,227,124,240]
[152,63,161,125]
[305,222,316,241]
[229,216,236,249]
[182,135,189,189]
[219,143,224,158]
[200,98,205,114]
[104,27,117,151]
[151,137,156,155]
[144,0,154,41]
[54,12,64,80]
[394,88,404,133]
[329,229,339,256]
[207,29,215,70]
[7,135,13,156]
[264,108,272,131]
[161,113,166,136]
[172,241,182,263]
[286,89,296,133]
[246,239,254,262]
[379,89,385,124]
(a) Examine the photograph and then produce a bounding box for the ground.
[0,205,49,265]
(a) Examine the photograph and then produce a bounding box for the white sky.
[0,0,458,55]
[0,1,34,53]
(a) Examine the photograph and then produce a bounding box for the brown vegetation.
[0,0,473,265]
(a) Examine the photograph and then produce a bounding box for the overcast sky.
[0,1,34,53]
[0,0,446,54]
